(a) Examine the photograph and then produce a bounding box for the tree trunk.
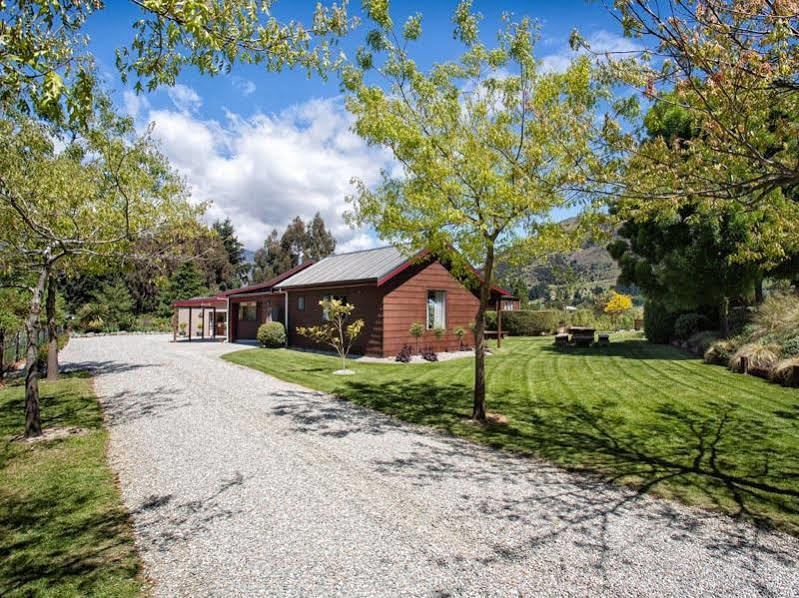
[754,276,764,305]
[719,296,730,338]
[473,244,495,421]
[46,276,59,381]
[25,267,48,438]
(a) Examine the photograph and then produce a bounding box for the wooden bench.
[554,333,570,346]
[597,333,610,346]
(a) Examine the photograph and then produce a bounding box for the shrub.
[704,340,736,366]
[687,330,719,355]
[781,336,799,357]
[771,357,799,387]
[729,343,780,376]
[674,313,711,340]
[643,301,678,344]
[493,310,562,335]
[395,344,413,363]
[753,292,799,339]
[256,322,286,348]
[421,348,438,362]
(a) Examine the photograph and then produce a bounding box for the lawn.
[0,375,144,597]
[225,335,799,535]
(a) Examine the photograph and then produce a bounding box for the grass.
[224,335,799,535]
[0,374,145,597]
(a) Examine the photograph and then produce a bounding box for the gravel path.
[61,335,799,597]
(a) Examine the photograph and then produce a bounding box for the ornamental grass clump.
[771,357,799,388]
[729,343,780,377]
[704,340,736,366]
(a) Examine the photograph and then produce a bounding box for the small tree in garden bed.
[454,327,466,350]
[297,298,364,373]
[409,322,424,354]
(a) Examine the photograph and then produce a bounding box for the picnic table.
[484,330,507,340]
[569,326,596,347]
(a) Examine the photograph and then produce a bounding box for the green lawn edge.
[223,336,799,536]
[0,375,146,597]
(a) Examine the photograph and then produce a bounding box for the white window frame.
[427,290,446,330]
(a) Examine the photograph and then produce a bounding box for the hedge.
[485,309,634,336]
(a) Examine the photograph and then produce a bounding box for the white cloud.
[232,76,257,96]
[131,93,392,251]
[337,233,381,253]
[167,83,202,113]
[539,29,642,73]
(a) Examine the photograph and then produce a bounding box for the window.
[427,290,446,329]
[238,301,256,321]
[298,296,305,311]
[503,300,515,311]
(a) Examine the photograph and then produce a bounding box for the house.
[173,295,229,341]
[174,245,517,356]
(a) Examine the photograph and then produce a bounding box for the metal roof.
[277,246,409,288]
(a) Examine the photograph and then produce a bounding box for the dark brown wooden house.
[270,246,517,357]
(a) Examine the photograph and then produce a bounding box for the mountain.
[499,217,622,296]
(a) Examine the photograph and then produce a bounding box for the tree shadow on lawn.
[321,378,799,536]
[540,339,695,360]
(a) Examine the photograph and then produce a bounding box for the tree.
[344,1,604,420]
[251,229,294,283]
[213,218,248,287]
[157,263,209,318]
[576,1,799,266]
[1,1,355,125]
[297,298,364,372]
[409,322,424,354]
[0,108,198,437]
[306,212,337,260]
[603,291,633,329]
[251,213,337,283]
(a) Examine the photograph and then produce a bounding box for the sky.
[83,1,637,252]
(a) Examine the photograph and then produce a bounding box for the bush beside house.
[257,322,286,348]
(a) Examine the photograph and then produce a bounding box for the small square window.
[298,296,305,311]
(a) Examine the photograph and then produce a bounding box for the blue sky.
[84,1,633,251]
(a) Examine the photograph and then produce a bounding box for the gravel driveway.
[61,335,799,597]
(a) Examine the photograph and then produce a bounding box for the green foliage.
[251,212,336,283]
[433,327,445,339]
[257,322,286,348]
[673,313,711,341]
[157,262,208,318]
[226,336,799,535]
[1,1,354,126]
[409,322,424,338]
[212,218,247,288]
[782,337,799,358]
[643,301,678,344]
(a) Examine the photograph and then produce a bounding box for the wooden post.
[201,307,205,340]
[497,301,502,349]
[173,307,177,342]
[212,307,216,340]
[188,307,192,342]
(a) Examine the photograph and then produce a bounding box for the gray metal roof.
[277,246,409,288]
